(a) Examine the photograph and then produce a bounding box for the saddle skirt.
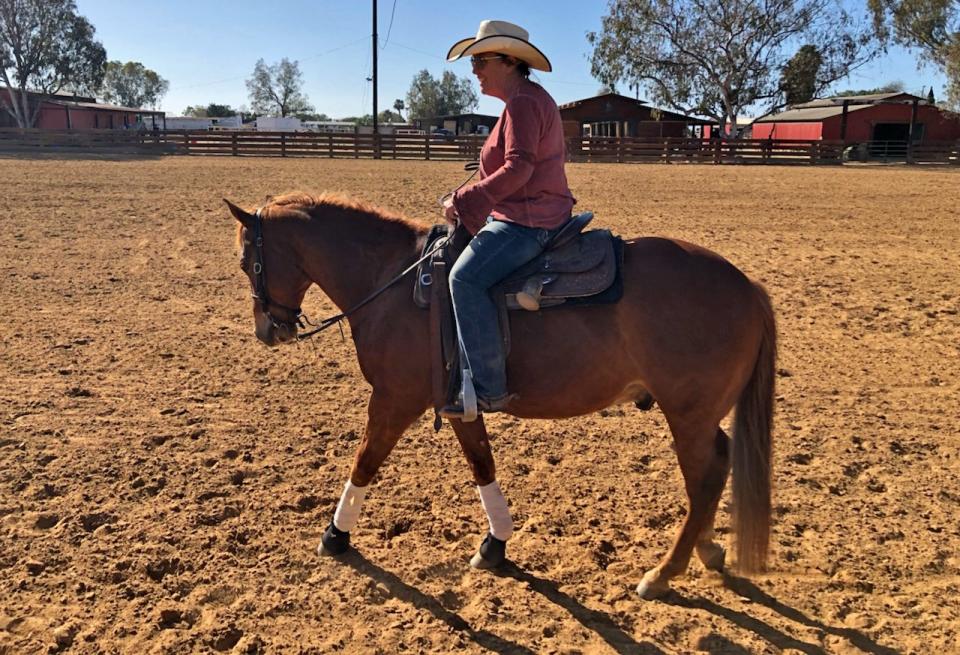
[414,217,623,311]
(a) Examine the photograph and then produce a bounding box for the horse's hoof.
[697,543,726,572]
[319,521,350,556]
[634,393,655,411]
[469,532,506,569]
[636,571,670,600]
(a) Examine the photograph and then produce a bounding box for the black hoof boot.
[469,532,506,569]
[319,521,350,556]
[635,393,655,411]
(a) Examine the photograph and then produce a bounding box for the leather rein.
[250,208,449,342]
[249,164,479,342]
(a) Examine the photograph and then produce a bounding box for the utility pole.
[372,0,380,158]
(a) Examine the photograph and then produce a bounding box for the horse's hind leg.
[637,425,730,599]
[694,428,731,572]
[449,417,511,569]
[319,390,424,556]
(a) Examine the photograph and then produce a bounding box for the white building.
[302,120,356,133]
[163,115,243,131]
[256,116,302,132]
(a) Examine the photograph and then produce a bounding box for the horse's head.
[225,199,310,347]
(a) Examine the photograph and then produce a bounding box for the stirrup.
[439,370,478,422]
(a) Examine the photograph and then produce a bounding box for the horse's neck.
[299,206,420,314]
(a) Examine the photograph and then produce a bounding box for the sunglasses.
[470,54,505,68]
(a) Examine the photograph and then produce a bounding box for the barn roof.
[47,99,162,114]
[753,104,874,123]
[558,92,648,109]
[755,93,928,123]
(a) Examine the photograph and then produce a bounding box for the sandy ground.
[1,156,958,655]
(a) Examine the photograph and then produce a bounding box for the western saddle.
[413,213,624,425]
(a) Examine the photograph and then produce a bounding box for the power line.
[381,0,398,49]
[173,37,368,91]
[388,40,445,60]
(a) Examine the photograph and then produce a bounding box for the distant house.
[0,87,164,129]
[558,92,710,138]
[256,116,302,132]
[752,93,960,143]
[414,113,498,136]
[160,115,243,131]
[302,120,356,133]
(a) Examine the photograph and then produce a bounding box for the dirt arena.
[1,155,958,654]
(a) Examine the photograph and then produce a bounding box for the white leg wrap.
[478,481,513,541]
[333,481,368,532]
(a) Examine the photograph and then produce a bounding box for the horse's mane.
[266,192,423,232]
[236,192,427,250]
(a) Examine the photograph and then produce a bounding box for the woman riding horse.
[225,20,776,600]
[439,20,576,421]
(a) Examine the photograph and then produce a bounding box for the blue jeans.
[449,219,556,401]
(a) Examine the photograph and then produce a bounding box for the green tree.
[378,109,402,123]
[294,111,330,121]
[0,0,106,127]
[392,98,405,120]
[589,0,880,136]
[205,103,236,117]
[340,114,373,126]
[868,0,960,106]
[405,70,478,120]
[780,45,823,105]
[834,81,905,96]
[100,61,168,109]
[183,103,246,118]
[246,58,313,117]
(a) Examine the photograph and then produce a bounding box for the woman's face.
[471,54,518,99]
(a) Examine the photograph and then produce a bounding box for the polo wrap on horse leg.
[333,481,369,532]
[478,481,513,541]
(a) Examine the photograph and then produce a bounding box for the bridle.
[247,207,450,342]
[247,163,480,342]
[248,209,305,338]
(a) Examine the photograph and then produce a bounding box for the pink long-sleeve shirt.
[452,80,576,235]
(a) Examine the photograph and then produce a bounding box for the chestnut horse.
[226,192,776,599]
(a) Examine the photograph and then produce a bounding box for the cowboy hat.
[446,20,552,72]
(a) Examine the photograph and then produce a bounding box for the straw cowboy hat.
[446,20,552,72]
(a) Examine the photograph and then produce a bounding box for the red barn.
[0,88,164,129]
[752,92,960,143]
[558,92,710,139]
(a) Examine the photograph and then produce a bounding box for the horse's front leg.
[450,416,512,569]
[319,390,424,556]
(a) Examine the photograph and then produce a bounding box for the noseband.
[250,209,304,335]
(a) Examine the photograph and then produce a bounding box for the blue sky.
[75,0,948,119]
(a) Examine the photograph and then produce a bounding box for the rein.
[295,230,449,341]
[251,163,479,342]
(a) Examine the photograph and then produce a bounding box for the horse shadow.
[339,550,536,654]
[492,562,667,654]
[340,552,898,655]
[664,572,901,655]
[340,550,664,654]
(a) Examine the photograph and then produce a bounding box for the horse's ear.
[224,199,255,229]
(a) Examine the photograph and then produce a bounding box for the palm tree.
[393,99,405,121]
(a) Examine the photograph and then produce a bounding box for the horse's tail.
[732,282,776,573]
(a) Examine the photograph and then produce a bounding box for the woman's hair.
[501,56,530,79]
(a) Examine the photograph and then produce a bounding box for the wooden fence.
[567,137,850,165]
[2,128,958,165]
